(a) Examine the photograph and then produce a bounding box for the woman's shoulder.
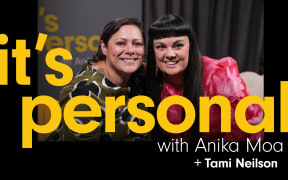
[202,56,240,82]
[201,56,247,98]
[58,61,105,105]
[202,56,239,72]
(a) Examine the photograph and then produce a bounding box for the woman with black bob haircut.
[145,14,263,141]
[48,17,146,141]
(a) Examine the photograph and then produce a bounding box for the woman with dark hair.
[146,14,263,141]
[49,17,146,141]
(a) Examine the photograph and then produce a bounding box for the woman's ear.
[100,40,107,56]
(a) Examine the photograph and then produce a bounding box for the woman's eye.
[116,42,125,46]
[155,44,165,50]
[134,42,143,46]
[174,42,184,49]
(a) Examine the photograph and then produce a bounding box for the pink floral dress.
[160,56,264,141]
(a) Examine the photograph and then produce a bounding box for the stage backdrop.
[38,0,142,99]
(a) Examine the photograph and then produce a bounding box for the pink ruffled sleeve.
[202,56,264,141]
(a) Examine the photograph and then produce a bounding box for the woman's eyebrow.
[174,39,184,43]
[117,37,142,40]
[115,38,127,41]
[153,41,163,45]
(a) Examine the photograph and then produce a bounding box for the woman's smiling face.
[153,36,190,81]
[101,24,145,76]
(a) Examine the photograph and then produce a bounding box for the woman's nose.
[166,48,176,59]
[125,44,135,55]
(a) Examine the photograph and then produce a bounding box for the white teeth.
[165,61,177,65]
[123,59,136,61]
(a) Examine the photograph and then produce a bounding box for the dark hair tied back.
[90,17,144,63]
